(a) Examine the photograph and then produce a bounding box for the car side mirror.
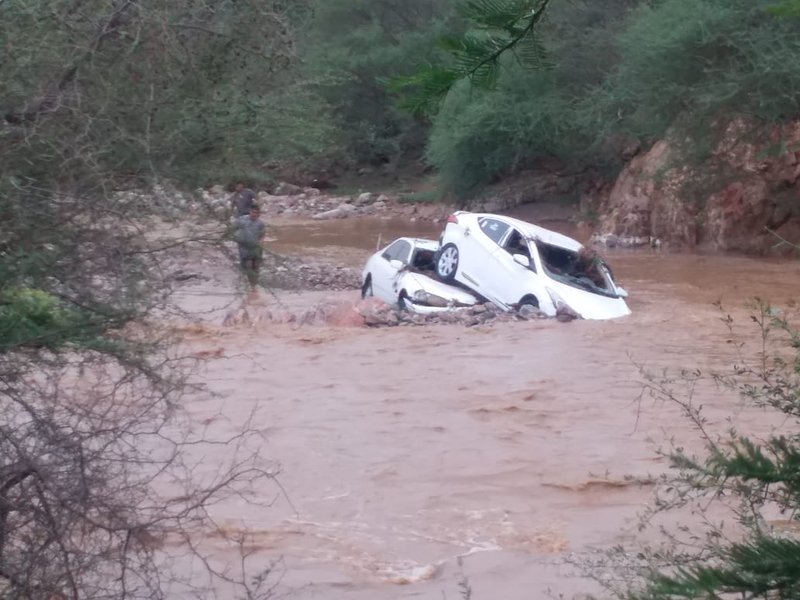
[616,286,629,298]
[389,259,405,270]
[512,254,530,268]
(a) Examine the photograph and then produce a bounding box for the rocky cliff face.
[586,119,800,253]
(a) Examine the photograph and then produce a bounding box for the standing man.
[228,182,257,217]
[234,204,266,289]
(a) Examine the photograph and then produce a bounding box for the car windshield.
[536,241,621,298]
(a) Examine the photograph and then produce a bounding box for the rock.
[312,202,357,220]
[376,194,389,204]
[518,304,544,320]
[325,303,366,327]
[356,192,374,205]
[274,181,303,196]
[596,117,800,252]
[209,184,225,197]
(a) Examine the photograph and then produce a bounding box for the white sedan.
[434,212,630,320]
[361,238,480,314]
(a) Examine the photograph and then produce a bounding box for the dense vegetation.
[7,0,787,196]
[291,0,800,195]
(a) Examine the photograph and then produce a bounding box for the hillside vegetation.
[294,0,800,196]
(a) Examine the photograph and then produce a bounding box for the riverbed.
[172,213,800,599]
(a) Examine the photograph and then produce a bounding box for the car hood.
[402,271,479,305]
[547,280,631,320]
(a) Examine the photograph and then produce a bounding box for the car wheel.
[436,243,459,282]
[361,275,373,299]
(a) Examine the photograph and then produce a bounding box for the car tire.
[435,243,459,282]
[361,275,373,299]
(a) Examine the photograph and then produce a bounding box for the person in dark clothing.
[234,204,266,288]
[228,182,257,217]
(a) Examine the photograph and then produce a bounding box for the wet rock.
[518,304,544,320]
[274,181,303,196]
[325,302,367,327]
[356,192,374,205]
[312,202,357,220]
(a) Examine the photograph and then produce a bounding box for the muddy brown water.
[174,215,800,599]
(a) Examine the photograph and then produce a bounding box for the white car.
[434,212,630,320]
[361,238,480,314]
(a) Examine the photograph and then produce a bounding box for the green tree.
[420,0,637,195]
[299,0,458,171]
[593,0,800,141]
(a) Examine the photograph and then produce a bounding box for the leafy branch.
[390,0,553,115]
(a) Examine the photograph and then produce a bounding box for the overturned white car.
[361,238,479,314]
[435,212,630,320]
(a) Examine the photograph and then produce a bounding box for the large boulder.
[591,119,800,252]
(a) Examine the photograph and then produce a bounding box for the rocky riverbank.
[200,183,455,223]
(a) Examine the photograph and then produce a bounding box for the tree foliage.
[399,0,800,197]
[1,1,291,596]
[393,0,552,116]
[424,0,637,195]
[595,0,800,140]
[298,0,457,169]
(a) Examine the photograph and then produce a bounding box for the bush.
[596,0,800,141]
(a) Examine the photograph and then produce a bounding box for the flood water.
[176,214,800,599]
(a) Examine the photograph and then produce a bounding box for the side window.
[478,218,510,245]
[503,229,530,258]
[381,240,411,263]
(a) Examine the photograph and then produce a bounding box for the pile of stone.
[223,297,567,329]
[357,300,555,328]
[199,183,452,222]
[269,262,362,291]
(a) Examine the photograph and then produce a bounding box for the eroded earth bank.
[169,210,800,599]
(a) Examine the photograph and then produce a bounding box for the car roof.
[392,237,439,250]
[462,212,583,251]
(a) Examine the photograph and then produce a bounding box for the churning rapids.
[169,212,800,599]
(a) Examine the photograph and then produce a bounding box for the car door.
[478,226,536,306]
[457,217,510,293]
[372,239,412,302]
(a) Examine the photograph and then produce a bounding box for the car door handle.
[464,227,470,236]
